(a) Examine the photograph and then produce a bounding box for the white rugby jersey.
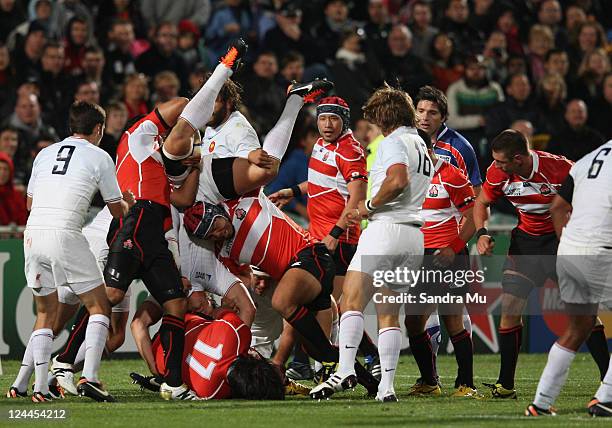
[84,206,113,235]
[202,111,260,159]
[561,140,612,247]
[369,126,433,225]
[27,137,122,231]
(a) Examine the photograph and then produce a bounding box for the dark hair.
[490,129,529,157]
[280,51,304,69]
[414,85,448,119]
[69,101,106,135]
[226,356,285,400]
[0,125,19,136]
[110,18,133,32]
[155,21,176,37]
[42,40,62,55]
[505,72,529,89]
[545,48,567,62]
[417,128,432,149]
[84,45,103,56]
[202,72,243,111]
[363,83,416,133]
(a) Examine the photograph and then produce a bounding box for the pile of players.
[6,39,612,417]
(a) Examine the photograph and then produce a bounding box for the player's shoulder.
[439,161,470,185]
[484,160,508,184]
[336,133,366,159]
[439,126,476,153]
[227,111,257,134]
[534,150,572,166]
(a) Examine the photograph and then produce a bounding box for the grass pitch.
[0,354,608,427]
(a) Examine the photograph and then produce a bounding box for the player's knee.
[106,288,125,307]
[271,292,292,318]
[165,120,194,154]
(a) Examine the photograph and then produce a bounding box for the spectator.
[187,63,207,96]
[176,20,202,71]
[0,152,27,226]
[103,18,136,90]
[506,54,528,77]
[121,72,149,119]
[99,101,127,159]
[0,42,17,118]
[205,0,252,65]
[537,0,567,49]
[74,79,100,104]
[78,46,110,104]
[548,99,604,161]
[330,30,382,122]
[135,21,189,93]
[481,30,509,83]
[0,126,18,159]
[568,21,607,77]
[382,24,431,97]
[494,6,522,56]
[151,70,180,106]
[534,72,567,142]
[95,0,146,44]
[23,130,55,182]
[469,0,499,36]
[48,0,93,43]
[4,93,58,150]
[510,119,535,148]
[526,24,555,82]
[310,0,354,64]
[446,54,504,148]
[588,72,612,140]
[428,32,463,93]
[439,0,482,56]
[361,0,391,59]
[62,15,89,76]
[352,118,372,148]
[11,21,46,83]
[544,48,570,82]
[140,0,211,30]
[485,73,537,141]
[240,51,285,136]
[0,0,26,43]
[5,1,52,52]
[277,50,304,89]
[564,4,586,42]
[408,0,438,63]
[38,41,72,135]
[262,3,319,68]
[569,48,610,109]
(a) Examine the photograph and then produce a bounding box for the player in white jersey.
[527,140,612,417]
[8,102,130,403]
[311,86,434,401]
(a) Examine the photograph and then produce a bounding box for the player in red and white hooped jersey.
[150,311,284,400]
[404,130,479,397]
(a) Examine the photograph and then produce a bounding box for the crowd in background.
[1,0,612,227]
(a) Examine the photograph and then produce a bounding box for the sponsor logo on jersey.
[235,208,246,220]
[123,239,133,250]
[209,141,216,153]
[428,184,439,197]
[504,183,523,196]
[539,183,551,195]
[323,152,330,162]
[438,154,452,163]
[195,271,212,282]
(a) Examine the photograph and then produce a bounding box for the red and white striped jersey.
[218,190,317,280]
[115,109,171,209]
[307,132,367,244]
[421,159,475,248]
[482,150,573,235]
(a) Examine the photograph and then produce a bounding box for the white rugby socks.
[31,328,53,394]
[425,312,441,355]
[262,95,304,160]
[82,314,109,383]
[13,334,35,392]
[595,355,612,402]
[337,311,363,376]
[533,342,576,409]
[179,63,232,131]
[377,327,402,399]
[74,341,87,367]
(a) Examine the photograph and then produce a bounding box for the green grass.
[0,354,607,427]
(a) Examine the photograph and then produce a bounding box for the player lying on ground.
[9,102,131,403]
[526,140,612,417]
[269,96,380,382]
[474,129,610,399]
[131,307,285,400]
[403,129,479,398]
[310,84,434,402]
[182,192,379,396]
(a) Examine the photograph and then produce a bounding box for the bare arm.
[156,97,190,128]
[370,164,409,208]
[27,196,32,211]
[107,200,130,219]
[322,179,367,252]
[550,194,572,239]
[268,180,308,209]
[473,191,495,256]
[170,166,201,208]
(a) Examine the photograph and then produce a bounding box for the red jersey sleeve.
[444,167,476,213]
[336,141,367,183]
[482,162,508,202]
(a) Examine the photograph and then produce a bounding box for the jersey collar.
[519,151,538,180]
[436,124,449,141]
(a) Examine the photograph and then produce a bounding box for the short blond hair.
[362,84,416,134]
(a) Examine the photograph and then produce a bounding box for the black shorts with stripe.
[288,243,335,311]
[332,242,357,276]
[104,200,184,305]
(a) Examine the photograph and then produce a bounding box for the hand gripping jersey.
[307,132,367,244]
[153,311,250,399]
[26,137,122,231]
[202,111,260,159]
[115,109,172,208]
[435,124,482,186]
[218,190,317,280]
[421,159,475,248]
[482,150,573,235]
